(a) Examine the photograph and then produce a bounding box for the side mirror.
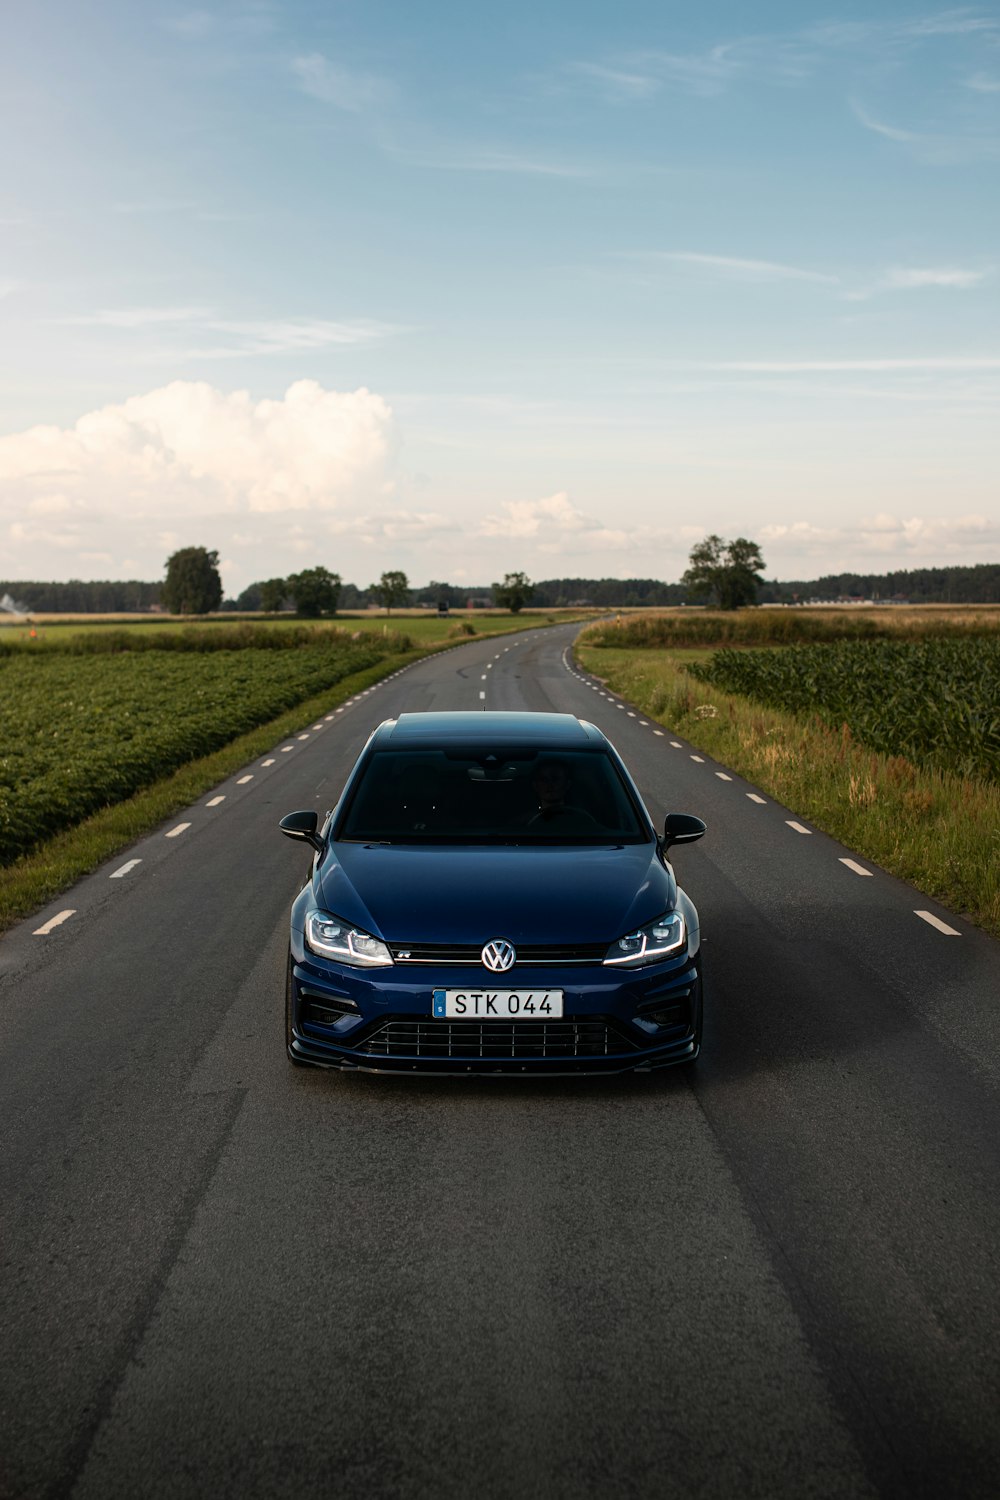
[279,810,325,854]
[662,813,706,848]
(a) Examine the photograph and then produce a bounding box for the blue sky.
[1,1,998,593]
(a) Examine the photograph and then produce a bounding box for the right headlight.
[603,912,686,968]
[305,909,393,967]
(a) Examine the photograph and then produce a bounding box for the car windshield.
[336,746,649,844]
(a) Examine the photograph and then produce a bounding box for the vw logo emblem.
[482,939,516,973]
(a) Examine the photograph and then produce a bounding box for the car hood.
[314,842,675,945]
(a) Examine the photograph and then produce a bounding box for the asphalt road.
[2,623,999,1500]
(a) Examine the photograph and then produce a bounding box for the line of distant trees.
[3,562,999,614]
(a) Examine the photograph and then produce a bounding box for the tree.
[682,535,765,611]
[257,578,288,613]
[162,547,223,615]
[373,570,410,614]
[286,567,341,617]
[493,571,533,613]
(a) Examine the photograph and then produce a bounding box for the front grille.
[353,1018,638,1060]
[386,942,607,966]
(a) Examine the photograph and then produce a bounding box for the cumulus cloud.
[761,512,1000,562]
[0,379,396,517]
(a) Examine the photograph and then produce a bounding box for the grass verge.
[576,643,1000,940]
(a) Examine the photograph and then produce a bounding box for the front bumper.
[287,939,701,1075]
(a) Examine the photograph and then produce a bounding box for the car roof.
[373,711,606,749]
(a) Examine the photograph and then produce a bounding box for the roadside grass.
[575,643,1000,940]
[0,612,576,932]
[585,605,1000,649]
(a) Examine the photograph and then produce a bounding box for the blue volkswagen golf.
[280,711,705,1075]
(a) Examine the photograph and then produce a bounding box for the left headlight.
[603,912,686,968]
[305,909,394,967]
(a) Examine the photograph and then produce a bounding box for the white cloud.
[883,267,986,290]
[618,251,838,285]
[0,379,396,518]
[59,306,213,328]
[761,512,1000,563]
[291,53,390,113]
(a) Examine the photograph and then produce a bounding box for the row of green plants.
[0,623,413,656]
[0,637,397,865]
[583,608,1000,650]
[687,638,1000,784]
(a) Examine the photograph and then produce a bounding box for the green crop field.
[0,633,396,865]
[577,615,1000,938]
[688,638,1000,784]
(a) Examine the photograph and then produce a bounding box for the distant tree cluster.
[761,563,1000,605]
[530,577,688,607]
[0,579,162,612]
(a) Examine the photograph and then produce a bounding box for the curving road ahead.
[2,623,999,1500]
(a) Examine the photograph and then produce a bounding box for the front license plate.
[432,989,564,1019]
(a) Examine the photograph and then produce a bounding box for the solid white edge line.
[915,910,961,936]
[33,909,76,935]
[839,858,873,877]
[786,821,812,835]
[165,822,191,838]
[110,860,141,879]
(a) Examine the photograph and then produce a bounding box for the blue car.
[280,711,705,1075]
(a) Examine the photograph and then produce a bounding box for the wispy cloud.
[291,53,391,113]
[59,306,213,328]
[55,307,404,357]
[687,357,1000,373]
[189,317,401,358]
[386,142,592,178]
[965,72,1000,91]
[616,251,838,285]
[850,98,1000,162]
[844,266,989,301]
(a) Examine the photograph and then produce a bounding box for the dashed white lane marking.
[627,712,636,718]
[312,724,323,730]
[281,746,294,752]
[481,675,487,681]
[110,860,141,879]
[653,730,664,737]
[840,858,873,877]
[324,715,335,721]
[206,796,225,807]
[487,663,493,669]
[261,758,275,767]
[237,775,253,785]
[786,821,812,835]
[715,772,732,781]
[639,720,649,726]
[479,691,486,700]
[747,793,767,805]
[616,703,625,709]
[336,708,344,713]
[297,733,310,741]
[915,910,961,936]
[166,823,191,839]
[33,910,76,935]
[690,755,705,763]
[670,741,683,748]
